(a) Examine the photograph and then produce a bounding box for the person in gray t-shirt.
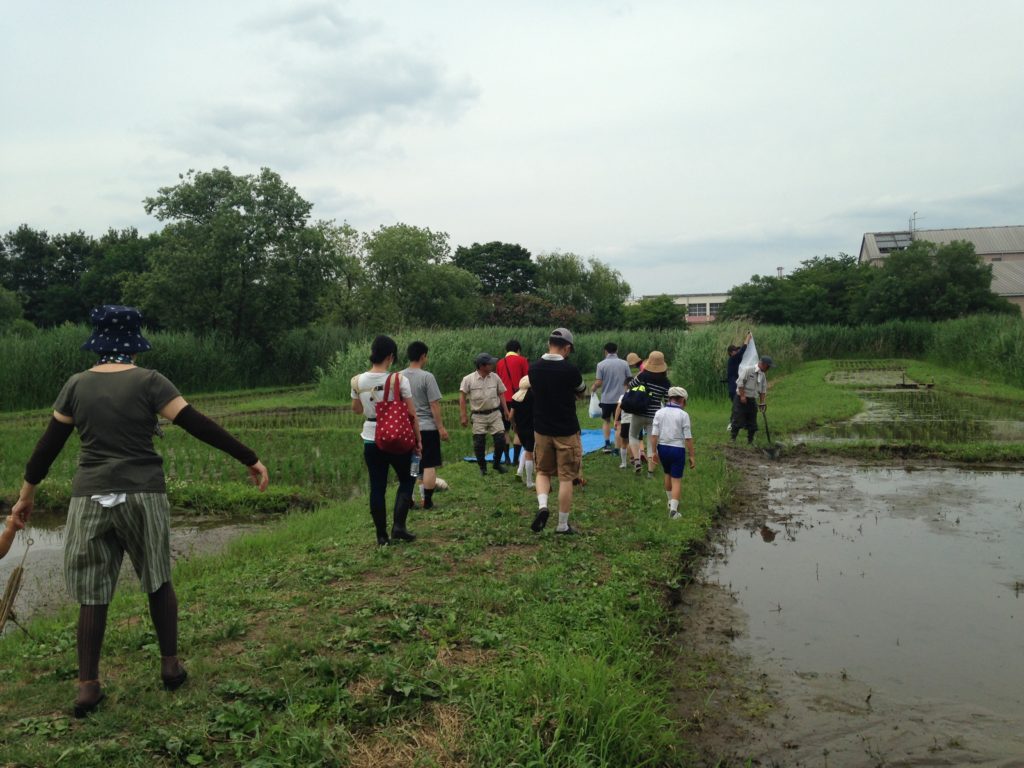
[402,341,449,509]
[591,342,632,452]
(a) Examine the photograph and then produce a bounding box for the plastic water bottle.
[410,452,421,477]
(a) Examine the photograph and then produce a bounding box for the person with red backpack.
[495,340,530,468]
[351,335,423,546]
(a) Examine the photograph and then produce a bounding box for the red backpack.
[374,373,416,454]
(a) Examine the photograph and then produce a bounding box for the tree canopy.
[453,241,537,294]
[623,294,688,329]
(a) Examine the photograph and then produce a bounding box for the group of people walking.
[3,305,770,720]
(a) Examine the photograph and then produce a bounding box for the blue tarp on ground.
[463,428,609,462]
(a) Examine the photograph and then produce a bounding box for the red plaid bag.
[374,373,416,454]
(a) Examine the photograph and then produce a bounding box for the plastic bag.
[588,392,602,418]
[736,335,760,385]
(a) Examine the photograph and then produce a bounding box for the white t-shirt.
[617,393,631,425]
[351,371,413,442]
[651,404,692,448]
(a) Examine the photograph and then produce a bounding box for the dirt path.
[673,449,1024,767]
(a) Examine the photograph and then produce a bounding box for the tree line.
[718,246,1018,324]
[0,167,691,344]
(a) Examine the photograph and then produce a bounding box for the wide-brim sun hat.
[625,352,642,366]
[512,375,531,402]
[81,305,152,354]
[644,351,668,373]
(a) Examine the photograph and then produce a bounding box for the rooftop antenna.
[909,211,920,238]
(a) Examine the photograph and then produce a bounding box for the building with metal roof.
[859,225,1024,313]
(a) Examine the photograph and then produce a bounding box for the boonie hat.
[644,351,668,373]
[668,386,688,400]
[549,327,574,346]
[474,352,499,367]
[81,305,152,354]
[760,356,774,368]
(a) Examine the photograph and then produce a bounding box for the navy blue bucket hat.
[81,305,153,354]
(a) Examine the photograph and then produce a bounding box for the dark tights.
[363,442,415,538]
[77,581,178,682]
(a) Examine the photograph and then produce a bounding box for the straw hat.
[644,351,667,373]
[625,352,642,366]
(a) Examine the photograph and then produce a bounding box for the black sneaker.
[376,534,390,547]
[555,525,578,535]
[601,445,613,454]
[492,462,507,474]
[531,507,549,532]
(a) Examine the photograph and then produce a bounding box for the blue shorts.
[657,445,687,479]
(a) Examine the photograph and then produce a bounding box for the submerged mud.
[676,451,1024,767]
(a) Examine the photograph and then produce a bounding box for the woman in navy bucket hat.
[12,305,270,718]
[80,305,153,355]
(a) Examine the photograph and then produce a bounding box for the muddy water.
[799,389,1024,443]
[703,460,1024,766]
[1,510,260,630]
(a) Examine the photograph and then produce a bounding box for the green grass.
[2,357,1022,766]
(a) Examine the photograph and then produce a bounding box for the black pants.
[731,396,758,441]
[363,442,415,533]
[473,432,507,469]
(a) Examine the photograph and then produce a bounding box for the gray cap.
[549,327,575,346]
[760,356,774,368]
[475,352,499,367]
[667,386,688,399]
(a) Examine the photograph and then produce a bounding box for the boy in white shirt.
[651,386,696,519]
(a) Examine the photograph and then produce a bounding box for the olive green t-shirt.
[53,367,181,496]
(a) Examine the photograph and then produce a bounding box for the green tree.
[79,228,162,309]
[0,226,94,326]
[857,240,1017,322]
[452,241,537,294]
[0,284,23,327]
[623,294,688,329]
[129,167,333,341]
[359,223,481,326]
[316,222,366,327]
[718,254,873,325]
[534,252,631,329]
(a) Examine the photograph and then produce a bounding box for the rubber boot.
[370,507,389,546]
[391,494,417,542]
[492,433,508,473]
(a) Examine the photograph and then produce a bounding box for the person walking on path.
[495,340,530,467]
[12,305,269,718]
[509,376,536,489]
[732,356,773,444]
[528,328,586,534]
[651,387,696,519]
[460,353,510,475]
[351,335,423,544]
[401,341,449,510]
[626,351,672,478]
[591,342,632,454]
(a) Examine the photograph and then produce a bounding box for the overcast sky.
[2,1,1022,297]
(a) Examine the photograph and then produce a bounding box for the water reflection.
[708,465,1024,714]
[800,389,1024,443]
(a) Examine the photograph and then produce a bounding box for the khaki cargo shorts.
[533,432,582,483]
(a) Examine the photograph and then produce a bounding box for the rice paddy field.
[2,319,1023,766]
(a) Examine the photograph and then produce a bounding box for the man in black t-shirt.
[528,327,586,534]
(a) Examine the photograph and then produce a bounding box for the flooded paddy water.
[681,361,1024,766]
[1,510,261,631]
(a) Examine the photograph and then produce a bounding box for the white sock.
[538,493,549,509]
[557,512,570,530]
[518,451,526,474]
[669,499,679,513]
[525,460,535,487]
[666,490,671,501]
[619,448,628,463]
